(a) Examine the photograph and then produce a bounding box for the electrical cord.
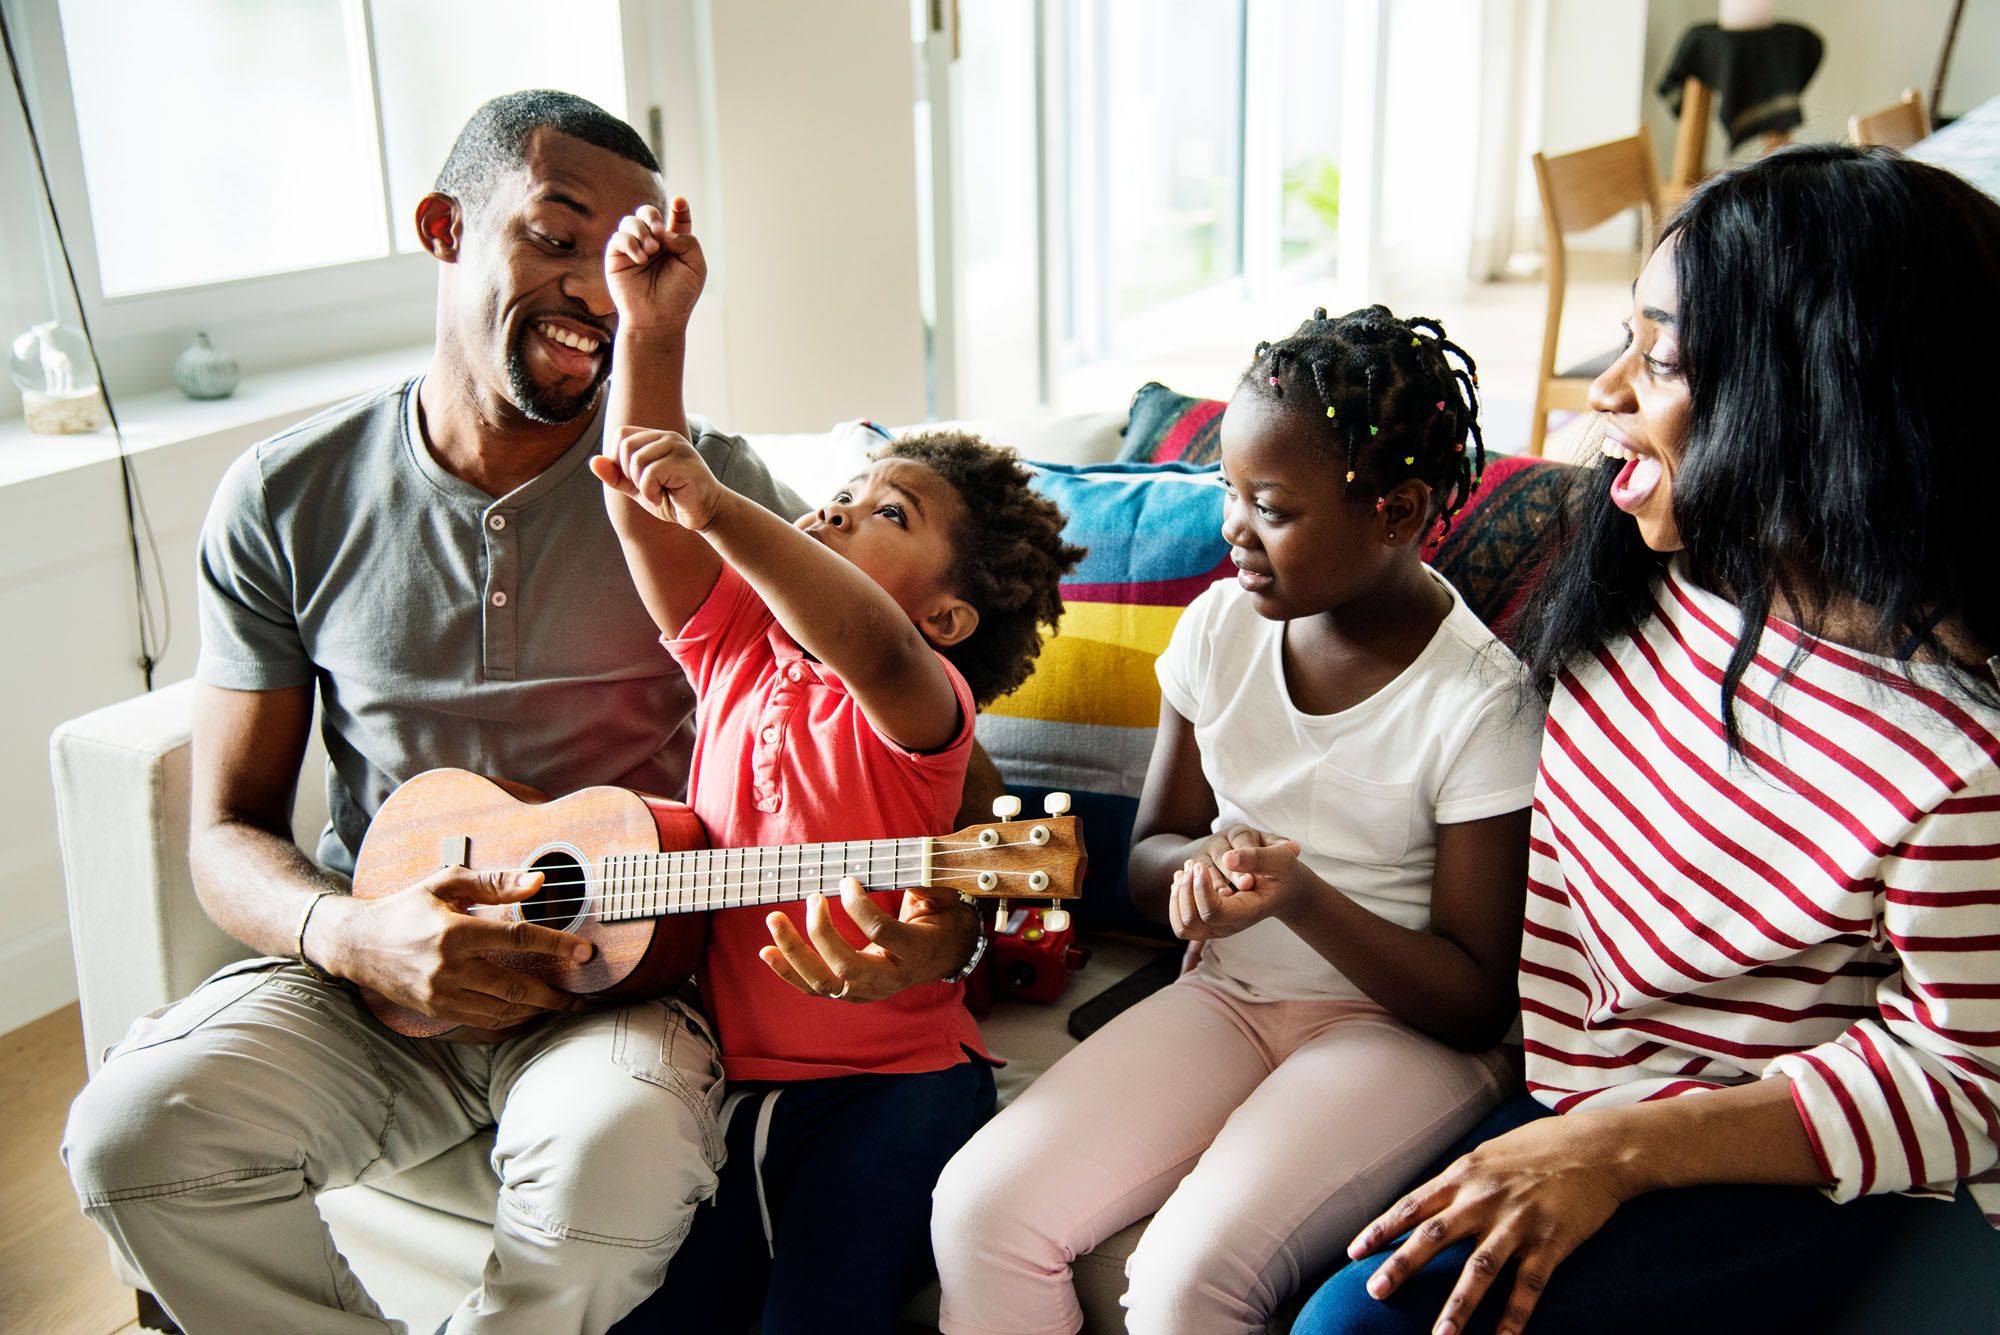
[1,4,167,689]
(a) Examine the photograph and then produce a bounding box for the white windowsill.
[0,343,433,489]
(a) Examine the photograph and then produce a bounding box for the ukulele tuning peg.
[1043,792,1072,816]
[1044,905,1071,933]
[992,795,1023,820]
[994,898,1010,932]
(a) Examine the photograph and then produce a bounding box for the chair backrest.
[1849,88,1929,149]
[1532,129,1663,243]
[1526,129,1662,455]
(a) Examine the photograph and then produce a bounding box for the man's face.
[446,129,664,425]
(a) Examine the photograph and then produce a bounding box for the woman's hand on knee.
[1345,1113,1631,1335]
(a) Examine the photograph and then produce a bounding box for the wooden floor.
[1,1004,146,1334]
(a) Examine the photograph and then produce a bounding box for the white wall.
[701,0,928,433]
[0,416,284,1034]
[1642,0,2000,182]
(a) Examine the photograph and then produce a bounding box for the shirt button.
[761,725,778,743]
[787,664,805,683]
[491,591,508,608]
[489,514,508,532]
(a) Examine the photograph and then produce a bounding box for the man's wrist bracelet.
[942,893,989,984]
[295,890,339,984]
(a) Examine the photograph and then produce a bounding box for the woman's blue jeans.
[1294,1093,2000,1335]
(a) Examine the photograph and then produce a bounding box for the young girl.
[589,201,1083,1333]
[1299,145,2000,1335]
[931,306,1545,1334]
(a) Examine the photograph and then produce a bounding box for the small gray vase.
[174,331,239,400]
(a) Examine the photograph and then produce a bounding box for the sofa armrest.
[50,677,329,1073]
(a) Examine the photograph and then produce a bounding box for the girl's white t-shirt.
[1155,573,1545,1003]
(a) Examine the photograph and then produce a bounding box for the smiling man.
[61,92,806,1335]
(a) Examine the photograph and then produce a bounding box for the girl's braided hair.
[1244,305,1485,535]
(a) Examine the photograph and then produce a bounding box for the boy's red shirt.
[665,563,990,1080]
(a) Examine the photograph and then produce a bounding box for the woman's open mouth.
[1602,437,1662,514]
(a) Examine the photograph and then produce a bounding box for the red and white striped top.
[1521,564,2000,1223]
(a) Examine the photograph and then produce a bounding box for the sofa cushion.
[1117,382,1226,466]
[1418,454,1572,647]
[975,461,1229,935]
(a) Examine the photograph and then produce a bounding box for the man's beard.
[504,334,610,425]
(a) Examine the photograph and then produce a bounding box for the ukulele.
[351,768,1086,1039]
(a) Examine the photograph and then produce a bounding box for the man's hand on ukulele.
[318,868,592,1030]
[760,877,978,1003]
[604,198,705,336]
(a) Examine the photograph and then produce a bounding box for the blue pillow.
[976,461,1229,935]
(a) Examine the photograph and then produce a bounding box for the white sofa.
[51,408,1187,1335]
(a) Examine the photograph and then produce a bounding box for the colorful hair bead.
[1368,425,1379,436]
[1345,470,1356,483]
[1374,497,1386,512]
[1325,406,1336,419]
[1435,400,1446,411]
[1268,375,1280,386]
[1403,455,1415,465]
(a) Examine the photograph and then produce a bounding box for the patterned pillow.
[1420,454,1573,647]
[1117,382,1227,466]
[975,461,1229,935]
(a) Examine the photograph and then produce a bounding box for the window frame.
[0,0,692,407]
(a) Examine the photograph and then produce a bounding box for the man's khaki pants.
[63,959,725,1334]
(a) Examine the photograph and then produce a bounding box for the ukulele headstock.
[938,793,1087,932]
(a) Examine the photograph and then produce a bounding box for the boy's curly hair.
[876,431,1086,706]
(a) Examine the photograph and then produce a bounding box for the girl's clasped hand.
[1168,826,1304,940]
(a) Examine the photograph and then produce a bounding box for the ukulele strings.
[446,861,1060,919]
[401,835,1051,889]
[452,871,1067,925]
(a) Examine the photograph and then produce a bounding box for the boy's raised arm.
[590,199,721,638]
[593,201,959,749]
[610,439,963,753]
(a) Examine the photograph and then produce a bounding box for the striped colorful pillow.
[1117,382,1227,466]
[975,461,1229,934]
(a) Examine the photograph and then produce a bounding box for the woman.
[1295,144,2000,1334]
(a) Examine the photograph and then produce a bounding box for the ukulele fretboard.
[594,837,933,919]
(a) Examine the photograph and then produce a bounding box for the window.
[928,0,1349,417]
[0,0,661,414]
[56,0,628,295]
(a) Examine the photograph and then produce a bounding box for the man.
[63,91,982,1334]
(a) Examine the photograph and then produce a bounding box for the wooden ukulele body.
[350,769,709,1039]
[350,767,1086,1040]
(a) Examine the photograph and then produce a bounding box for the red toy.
[985,906,1091,1005]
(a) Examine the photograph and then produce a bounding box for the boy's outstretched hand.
[604,197,705,334]
[591,426,728,532]
[760,878,980,1003]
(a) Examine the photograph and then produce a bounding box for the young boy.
[591,200,1082,1333]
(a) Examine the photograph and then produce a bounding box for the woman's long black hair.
[1514,143,2000,748]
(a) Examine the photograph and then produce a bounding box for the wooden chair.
[1666,75,1713,205]
[1527,128,1662,458]
[1849,88,1930,149]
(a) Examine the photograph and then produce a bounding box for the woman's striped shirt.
[1521,563,2000,1222]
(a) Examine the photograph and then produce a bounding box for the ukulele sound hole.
[521,848,588,931]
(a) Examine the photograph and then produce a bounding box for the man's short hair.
[434,90,658,216]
